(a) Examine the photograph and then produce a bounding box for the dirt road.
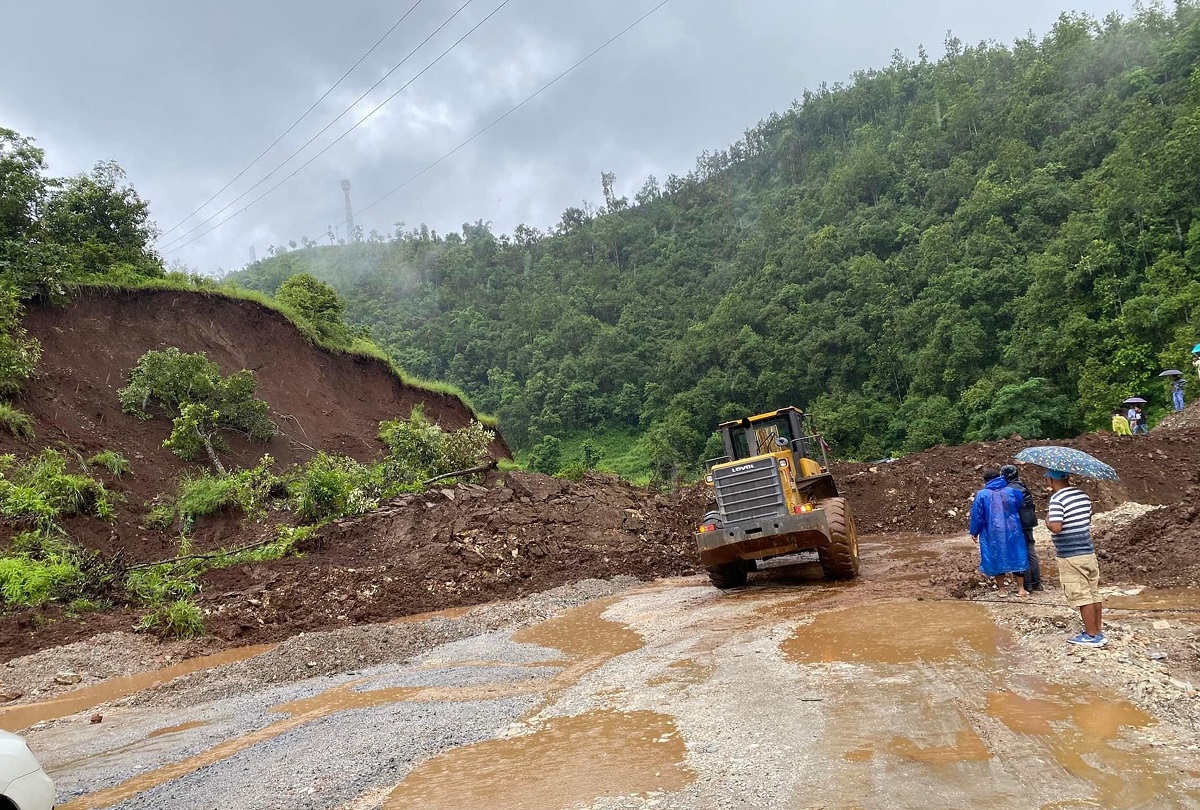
[12,536,1200,810]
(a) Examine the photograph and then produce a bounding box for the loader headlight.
[704,474,714,484]
[778,459,788,468]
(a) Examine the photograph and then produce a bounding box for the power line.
[161,0,485,252]
[353,0,672,225]
[158,0,426,240]
[165,0,514,255]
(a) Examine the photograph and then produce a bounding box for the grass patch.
[135,597,204,638]
[0,403,34,438]
[87,450,131,478]
[0,555,83,607]
[0,449,116,532]
[168,457,282,530]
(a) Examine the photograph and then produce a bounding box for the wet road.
[22,536,1200,809]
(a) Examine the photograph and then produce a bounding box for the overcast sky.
[3,0,1135,274]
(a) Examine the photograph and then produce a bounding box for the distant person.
[1001,464,1042,593]
[1045,470,1105,647]
[969,468,1029,597]
[1111,410,1132,436]
[1173,377,1186,412]
[1133,405,1148,435]
[1193,351,1200,382]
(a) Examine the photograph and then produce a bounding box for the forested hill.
[230,5,1200,472]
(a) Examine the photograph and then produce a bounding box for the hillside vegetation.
[232,4,1200,474]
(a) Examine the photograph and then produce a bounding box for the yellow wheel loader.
[694,406,860,588]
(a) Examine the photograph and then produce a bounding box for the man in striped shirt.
[1046,470,1106,647]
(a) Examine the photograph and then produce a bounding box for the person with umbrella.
[1162,370,1186,411]
[1124,398,1148,435]
[1015,447,1115,647]
[1193,346,1200,382]
[969,468,1029,597]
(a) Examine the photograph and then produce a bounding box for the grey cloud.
[2,0,1134,273]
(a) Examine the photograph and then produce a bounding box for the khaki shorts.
[1057,553,1101,608]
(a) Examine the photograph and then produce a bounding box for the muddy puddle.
[648,658,716,687]
[0,643,276,732]
[781,601,1003,665]
[1107,588,1200,612]
[511,597,643,659]
[987,682,1181,809]
[382,709,693,810]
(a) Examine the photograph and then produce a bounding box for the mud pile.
[0,288,507,561]
[1152,397,1200,435]
[197,472,706,645]
[835,430,1200,535]
[1094,494,1200,587]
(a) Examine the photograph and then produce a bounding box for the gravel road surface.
[15,536,1200,809]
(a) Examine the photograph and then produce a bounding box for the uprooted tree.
[119,348,276,473]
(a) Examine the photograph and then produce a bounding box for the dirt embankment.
[1094,493,1200,588]
[0,288,509,562]
[197,471,706,647]
[835,430,1200,535]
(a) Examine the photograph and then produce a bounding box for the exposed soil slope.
[835,430,1200,535]
[0,288,508,561]
[197,471,705,646]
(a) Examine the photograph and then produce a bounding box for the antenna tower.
[341,179,356,242]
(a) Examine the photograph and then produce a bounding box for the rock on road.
[20,536,1200,809]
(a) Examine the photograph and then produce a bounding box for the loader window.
[730,429,750,460]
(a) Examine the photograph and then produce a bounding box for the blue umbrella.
[1193,343,1200,353]
[1160,369,1184,377]
[1015,446,1119,481]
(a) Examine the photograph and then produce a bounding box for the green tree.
[119,348,276,472]
[275,273,350,344]
[527,436,562,475]
[41,160,161,279]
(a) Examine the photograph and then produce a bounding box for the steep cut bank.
[0,288,508,561]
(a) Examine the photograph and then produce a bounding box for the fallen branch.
[422,459,498,486]
[125,537,282,571]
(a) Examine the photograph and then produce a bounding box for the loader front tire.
[817,496,860,580]
[706,561,748,589]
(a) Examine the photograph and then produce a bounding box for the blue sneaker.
[1080,632,1108,648]
[1067,632,1093,645]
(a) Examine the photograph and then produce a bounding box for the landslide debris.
[196,472,706,646]
[836,430,1200,535]
[1094,491,1200,588]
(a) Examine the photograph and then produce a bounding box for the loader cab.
[715,407,826,474]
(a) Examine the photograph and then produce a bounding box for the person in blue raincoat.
[969,468,1030,597]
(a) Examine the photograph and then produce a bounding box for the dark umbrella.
[1122,397,1148,405]
[1160,370,1184,377]
[1015,447,1119,481]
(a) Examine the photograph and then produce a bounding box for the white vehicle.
[0,730,54,810]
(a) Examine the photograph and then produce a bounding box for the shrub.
[0,285,41,397]
[0,449,115,531]
[555,461,587,481]
[292,453,377,523]
[171,456,280,530]
[136,597,204,639]
[119,348,276,472]
[0,555,82,607]
[87,450,130,478]
[527,436,562,475]
[378,408,496,486]
[0,403,34,438]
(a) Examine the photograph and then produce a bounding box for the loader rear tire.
[706,561,748,589]
[817,496,860,580]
